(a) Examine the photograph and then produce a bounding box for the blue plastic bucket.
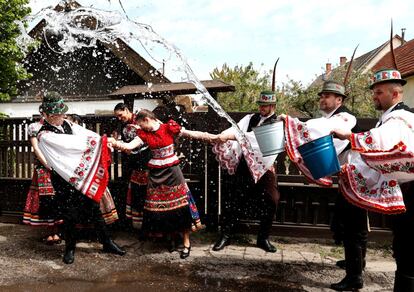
[253,121,285,156]
[297,134,340,179]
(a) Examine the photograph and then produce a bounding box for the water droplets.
[16,3,258,165]
[51,65,61,72]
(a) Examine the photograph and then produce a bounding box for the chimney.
[326,63,332,75]
[340,56,347,66]
[401,28,406,43]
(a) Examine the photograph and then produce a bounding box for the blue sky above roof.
[29,0,414,86]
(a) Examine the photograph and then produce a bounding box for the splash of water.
[17,3,265,181]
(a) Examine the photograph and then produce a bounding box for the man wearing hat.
[211,90,280,252]
[279,79,367,290]
[371,70,414,292]
[334,68,414,291]
[37,92,126,264]
[318,81,368,291]
[317,81,368,277]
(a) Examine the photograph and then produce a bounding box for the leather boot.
[331,275,363,291]
[336,259,346,269]
[331,243,363,291]
[212,233,230,251]
[362,244,367,270]
[63,248,75,264]
[394,271,414,292]
[63,238,76,264]
[103,239,126,256]
[336,259,366,270]
[257,238,277,253]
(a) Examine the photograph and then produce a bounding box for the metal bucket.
[297,134,340,179]
[253,121,285,157]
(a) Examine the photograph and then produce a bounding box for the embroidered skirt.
[23,165,62,226]
[99,188,119,225]
[143,165,203,234]
[125,170,148,227]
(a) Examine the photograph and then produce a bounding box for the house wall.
[403,75,414,107]
[362,37,403,73]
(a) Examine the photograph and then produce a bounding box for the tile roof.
[352,41,389,71]
[310,41,390,87]
[110,80,235,97]
[372,38,414,77]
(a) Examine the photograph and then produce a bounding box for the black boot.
[63,248,75,264]
[103,239,126,256]
[212,233,230,251]
[331,275,363,291]
[95,216,126,256]
[361,244,367,270]
[63,238,76,264]
[336,259,366,270]
[62,227,76,265]
[394,271,414,292]
[336,259,346,269]
[257,238,277,253]
[331,244,363,291]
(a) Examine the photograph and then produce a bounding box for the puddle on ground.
[2,261,305,292]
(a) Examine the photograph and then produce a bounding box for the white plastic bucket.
[253,121,285,156]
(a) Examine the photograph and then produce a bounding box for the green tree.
[210,62,271,112]
[0,0,31,101]
[211,61,376,117]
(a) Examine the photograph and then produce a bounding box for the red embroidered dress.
[23,119,62,226]
[137,120,203,233]
[122,121,150,227]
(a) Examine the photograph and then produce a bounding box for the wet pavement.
[0,223,395,291]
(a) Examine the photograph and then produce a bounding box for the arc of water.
[19,5,265,182]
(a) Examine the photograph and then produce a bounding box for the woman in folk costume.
[113,103,150,231]
[24,108,118,238]
[37,92,124,264]
[108,109,216,259]
[23,106,62,244]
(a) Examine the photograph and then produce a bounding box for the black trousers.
[392,182,414,277]
[221,159,279,239]
[51,172,109,248]
[335,192,368,277]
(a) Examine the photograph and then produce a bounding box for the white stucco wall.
[403,76,414,107]
[0,99,160,118]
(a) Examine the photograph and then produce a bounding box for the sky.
[28,0,414,87]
